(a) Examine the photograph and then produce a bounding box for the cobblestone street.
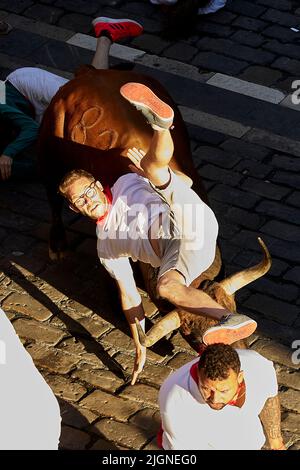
[0,0,299,450]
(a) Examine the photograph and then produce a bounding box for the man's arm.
[259,394,286,450]
[99,257,146,385]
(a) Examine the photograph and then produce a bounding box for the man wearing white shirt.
[159,343,286,450]
[0,308,61,449]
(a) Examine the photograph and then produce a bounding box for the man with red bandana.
[158,343,286,450]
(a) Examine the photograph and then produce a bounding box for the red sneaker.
[92,16,143,42]
[120,82,174,129]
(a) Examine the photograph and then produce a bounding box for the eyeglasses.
[73,181,98,208]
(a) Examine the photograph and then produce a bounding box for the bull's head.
[136,238,271,348]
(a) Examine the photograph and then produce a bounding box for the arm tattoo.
[259,395,282,441]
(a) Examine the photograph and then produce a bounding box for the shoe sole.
[92,16,143,29]
[203,320,257,346]
[120,83,174,127]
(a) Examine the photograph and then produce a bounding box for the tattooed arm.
[259,394,286,450]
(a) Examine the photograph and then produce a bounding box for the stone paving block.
[59,400,98,428]
[207,73,285,104]
[239,65,283,87]
[271,154,300,172]
[277,368,300,391]
[242,177,291,201]
[227,0,266,17]
[0,0,34,14]
[57,339,110,369]
[0,28,48,58]
[263,24,298,43]
[26,343,80,374]
[55,0,99,15]
[210,184,260,209]
[225,207,263,230]
[261,8,299,27]
[7,12,73,41]
[198,22,233,38]
[280,389,300,413]
[129,408,161,434]
[258,0,292,10]
[131,33,170,55]
[192,52,248,75]
[179,106,251,139]
[199,164,241,186]
[80,389,141,421]
[254,318,299,346]
[272,57,300,77]
[72,369,124,393]
[193,146,240,169]
[272,170,300,188]
[237,160,273,180]
[251,340,300,370]
[12,318,66,345]
[230,31,265,48]
[284,267,300,286]
[197,38,275,66]
[90,419,149,450]
[30,38,94,72]
[260,220,300,243]
[139,363,173,388]
[249,278,299,302]
[265,40,300,62]
[256,200,300,225]
[90,438,122,450]
[221,137,271,160]
[280,94,300,112]
[232,16,268,32]
[208,10,237,24]
[2,292,53,321]
[163,43,198,62]
[24,4,63,23]
[119,384,159,408]
[143,437,160,450]
[167,352,197,370]
[59,425,91,450]
[45,374,87,402]
[246,127,300,157]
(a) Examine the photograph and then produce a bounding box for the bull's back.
[38,68,207,200]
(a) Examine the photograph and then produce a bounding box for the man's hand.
[0,154,13,180]
[131,344,146,386]
[127,147,146,177]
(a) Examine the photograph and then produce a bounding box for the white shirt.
[0,308,61,449]
[6,67,68,123]
[97,171,218,285]
[159,349,278,450]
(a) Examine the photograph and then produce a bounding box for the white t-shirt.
[97,171,218,286]
[6,67,68,123]
[0,308,61,449]
[159,349,278,450]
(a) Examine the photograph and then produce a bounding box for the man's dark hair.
[198,344,241,380]
[59,169,94,197]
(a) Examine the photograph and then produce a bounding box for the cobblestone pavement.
[0,0,300,450]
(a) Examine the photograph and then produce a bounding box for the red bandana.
[96,186,113,224]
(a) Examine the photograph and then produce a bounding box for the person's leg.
[91,36,112,70]
[91,17,143,69]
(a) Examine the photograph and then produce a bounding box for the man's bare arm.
[259,395,286,450]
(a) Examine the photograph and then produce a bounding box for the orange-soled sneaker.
[92,16,143,41]
[120,82,174,130]
[202,314,257,346]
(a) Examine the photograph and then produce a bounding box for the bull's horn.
[135,310,181,348]
[219,238,271,296]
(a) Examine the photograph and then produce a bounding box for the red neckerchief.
[96,186,112,224]
[190,349,245,407]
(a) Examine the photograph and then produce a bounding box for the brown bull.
[38,67,271,351]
